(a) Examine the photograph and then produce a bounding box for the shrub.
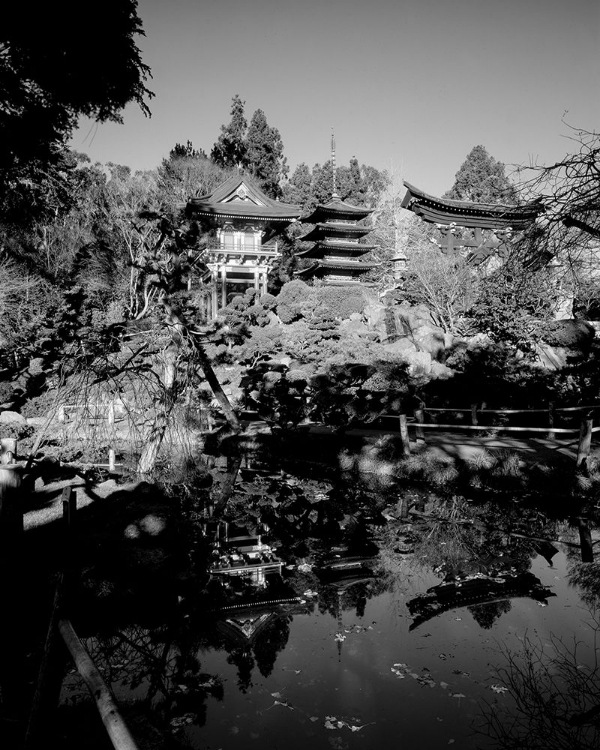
[315,285,367,320]
[542,320,595,350]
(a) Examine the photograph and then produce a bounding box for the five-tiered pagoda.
[294,137,378,284]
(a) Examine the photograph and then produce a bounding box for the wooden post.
[0,463,24,545]
[471,403,478,426]
[414,409,425,441]
[576,416,594,470]
[62,486,76,540]
[107,401,116,471]
[24,574,67,750]
[548,401,555,439]
[1,438,17,464]
[578,518,594,563]
[399,414,411,456]
[58,619,141,750]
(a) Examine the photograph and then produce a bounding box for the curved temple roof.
[401,181,544,230]
[187,174,301,222]
[302,196,373,224]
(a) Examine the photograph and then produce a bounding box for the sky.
[70,0,599,197]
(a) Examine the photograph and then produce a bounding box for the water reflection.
[58,449,599,748]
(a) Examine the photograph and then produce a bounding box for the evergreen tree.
[282,163,312,209]
[210,94,248,169]
[169,140,207,160]
[245,108,288,198]
[444,145,517,204]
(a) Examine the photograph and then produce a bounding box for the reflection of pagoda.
[295,136,378,284]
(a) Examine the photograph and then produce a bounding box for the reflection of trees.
[478,622,600,749]
[468,600,512,630]
[568,562,600,611]
[72,623,223,732]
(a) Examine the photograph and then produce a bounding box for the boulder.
[419,332,446,360]
[0,410,26,425]
[402,350,432,376]
[383,339,418,356]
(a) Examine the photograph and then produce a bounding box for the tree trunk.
[194,342,241,433]
[137,340,178,475]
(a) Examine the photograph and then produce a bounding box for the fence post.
[107,401,116,471]
[399,414,411,456]
[547,401,555,439]
[414,408,425,441]
[577,518,594,563]
[471,403,478,426]
[576,415,594,470]
[1,437,17,464]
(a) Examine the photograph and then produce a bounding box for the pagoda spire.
[331,129,338,198]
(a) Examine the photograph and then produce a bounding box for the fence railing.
[377,402,600,468]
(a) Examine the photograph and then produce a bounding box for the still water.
[60,456,600,750]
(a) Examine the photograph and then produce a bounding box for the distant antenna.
[331,129,338,198]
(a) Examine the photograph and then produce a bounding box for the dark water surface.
[58,456,600,750]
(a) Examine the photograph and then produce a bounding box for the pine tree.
[444,145,517,204]
[282,163,312,209]
[210,94,248,170]
[245,109,288,198]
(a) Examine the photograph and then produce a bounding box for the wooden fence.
[382,402,600,468]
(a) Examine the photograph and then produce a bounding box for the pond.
[57,449,600,750]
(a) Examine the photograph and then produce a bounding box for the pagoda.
[294,137,378,284]
[186,174,301,317]
[401,181,544,264]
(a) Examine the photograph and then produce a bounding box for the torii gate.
[401,181,544,264]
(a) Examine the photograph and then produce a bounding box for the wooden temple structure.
[401,181,544,264]
[186,175,301,318]
[295,197,378,284]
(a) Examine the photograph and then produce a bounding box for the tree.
[158,147,231,212]
[444,145,517,204]
[282,163,313,210]
[169,141,207,160]
[0,0,152,222]
[210,94,248,170]
[245,109,288,197]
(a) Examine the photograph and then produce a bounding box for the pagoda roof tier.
[401,181,544,230]
[298,222,372,242]
[302,196,373,223]
[296,241,376,258]
[187,174,301,222]
[296,259,378,275]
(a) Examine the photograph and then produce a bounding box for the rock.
[402,350,432,376]
[419,332,446,360]
[383,339,418,356]
[430,361,455,379]
[0,410,26,425]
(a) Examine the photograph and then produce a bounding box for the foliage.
[401,240,477,335]
[542,319,595,350]
[315,285,368,320]
[468,260,558,350]
[244,358,411,432]
[443,145,517,204]
[0,0,152,222]
[245,109,288,198]
[275,280,317,323]
[210,94,248,170]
